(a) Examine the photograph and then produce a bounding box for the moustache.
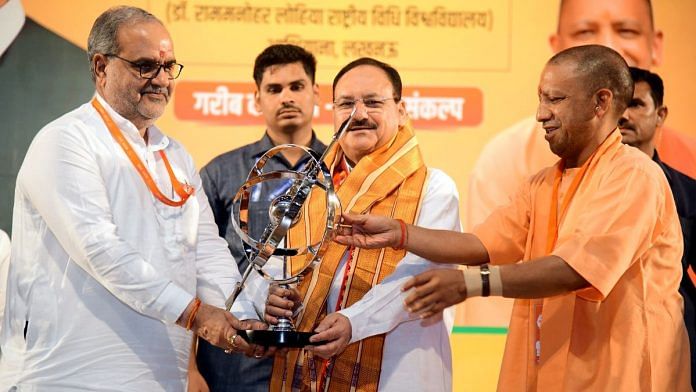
[617,119,635,131]
[348,118,378,130]
[141,88,169,98]
[277,103,302,115]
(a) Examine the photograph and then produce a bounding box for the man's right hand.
[334,212,402,249]
[264,285,302,325]
[178,301,254,354]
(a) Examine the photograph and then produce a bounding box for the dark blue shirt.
[654,151,696,274]
[654,150,696,389]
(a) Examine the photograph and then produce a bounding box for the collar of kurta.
[270,121,429,392]
[546,129,623,254]
[93,93,169,152]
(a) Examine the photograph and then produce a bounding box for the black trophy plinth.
[239,329,317,348]
[239,316,325,348]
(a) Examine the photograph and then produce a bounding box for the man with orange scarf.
[336,46,690,390]
[252,57,461,391]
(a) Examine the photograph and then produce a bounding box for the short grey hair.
[87,6,160,82]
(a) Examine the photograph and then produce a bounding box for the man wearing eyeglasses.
[260,57,460,391]
[0,6,263,390]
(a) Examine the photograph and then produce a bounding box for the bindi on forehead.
[157,39,173,59]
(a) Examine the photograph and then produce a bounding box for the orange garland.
[91,98,194,207]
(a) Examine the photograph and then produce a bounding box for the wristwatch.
[480,264,491,297]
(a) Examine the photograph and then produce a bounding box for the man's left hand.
[403,269,467,319]
[306,313,352,359]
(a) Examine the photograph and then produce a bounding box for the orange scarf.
[270,122,428,392]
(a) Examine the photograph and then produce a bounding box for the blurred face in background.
[550,0,663,68]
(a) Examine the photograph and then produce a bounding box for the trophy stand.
[240,252,316,347]
[225,107,356,348]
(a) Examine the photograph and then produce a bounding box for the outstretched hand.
[333,213,402,249]
[403,269,467,319]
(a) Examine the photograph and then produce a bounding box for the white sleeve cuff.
[231,299,261,321]
[156,283,194,324]
[338,306,368,344]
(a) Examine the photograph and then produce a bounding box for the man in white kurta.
[0,6,256,390]
[261,58,459,391]
[246,168,459,392]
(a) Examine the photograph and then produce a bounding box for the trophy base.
[239,329,323,348]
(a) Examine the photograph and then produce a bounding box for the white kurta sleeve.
[18,124,192,324]
[338,169,461,343]
[190,164,257,318]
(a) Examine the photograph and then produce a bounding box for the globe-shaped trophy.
[224,107,357,347]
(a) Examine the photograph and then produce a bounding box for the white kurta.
[0,94,253,391]
[239,168,460,392]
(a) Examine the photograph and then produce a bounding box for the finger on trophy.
[245,319,268,331]
[339,212,366,226]
[264,299,295,324]
[306,337,342,359]
[265,289,298,319]
[224,311,250,331]
[268,285,295,300]
[336,222,353,236]
[231,332,252,353]
[223,331,240,354]
[249,344,267,359]
[307,313,350,357]
[273,285,303,307]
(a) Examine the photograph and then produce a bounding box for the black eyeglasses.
[107,54,184,80]
[333,96,396,113]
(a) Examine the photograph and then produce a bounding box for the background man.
[465,0,696,327]
[192,44,326,392]
[0,6,259,390]
[337,45,690,390]
[619,66,696,388]
[263,58,461,391]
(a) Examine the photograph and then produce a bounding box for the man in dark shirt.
[619,66,696,388]
[191,44,326,392]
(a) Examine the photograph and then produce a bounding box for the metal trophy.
[224,107,357,347]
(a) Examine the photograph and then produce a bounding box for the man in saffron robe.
[336,45,691,391]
